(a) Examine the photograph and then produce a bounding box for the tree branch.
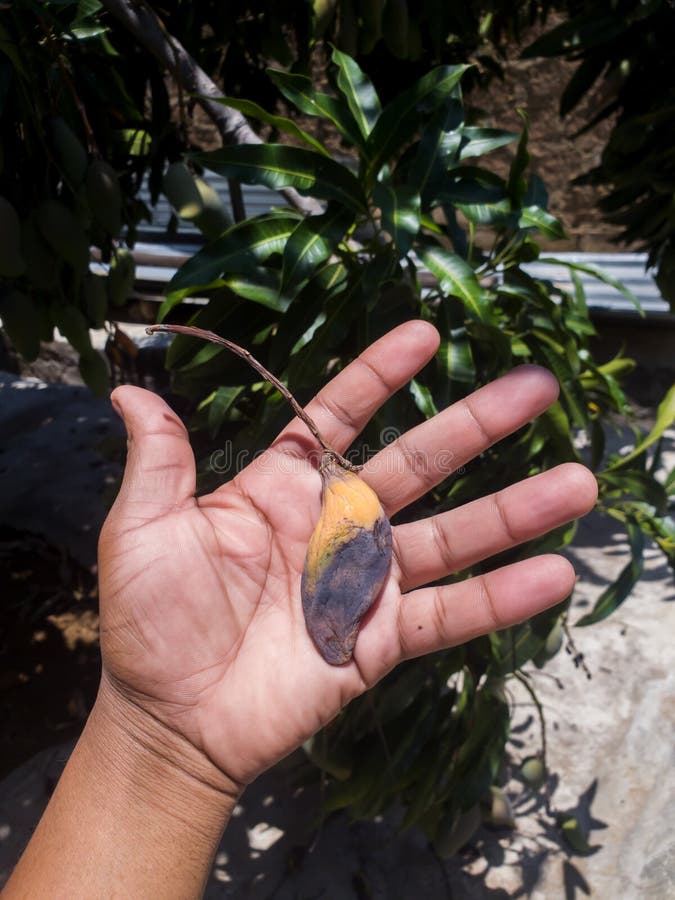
[101,0,323,216]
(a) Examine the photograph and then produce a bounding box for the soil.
[0,527,100,780]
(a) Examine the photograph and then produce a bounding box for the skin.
[2,321,598,899]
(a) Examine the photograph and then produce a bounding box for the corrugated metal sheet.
[130,177,672,320]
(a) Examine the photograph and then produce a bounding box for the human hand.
[98,321,597,793]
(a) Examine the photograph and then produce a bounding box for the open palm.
[99,321,596,789]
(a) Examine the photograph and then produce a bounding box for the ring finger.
[393,463,598,592]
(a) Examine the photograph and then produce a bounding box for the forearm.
[2,677,241,899]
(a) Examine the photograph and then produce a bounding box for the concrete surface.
[0,373,673,898]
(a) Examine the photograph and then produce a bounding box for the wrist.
[4,676,243,899]
[88,674,243,837]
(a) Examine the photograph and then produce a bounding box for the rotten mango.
[301,458,392,665]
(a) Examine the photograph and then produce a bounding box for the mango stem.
[146,323,361,471]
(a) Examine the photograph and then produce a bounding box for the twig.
[513,671,547,767]
[100,0,323,216]
[146,323,360,471]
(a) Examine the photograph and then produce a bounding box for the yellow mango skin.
[302,460,392,665]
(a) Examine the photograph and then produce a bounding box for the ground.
[0,338,673,898]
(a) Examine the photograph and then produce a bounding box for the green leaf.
[282,203,353,293]
[161,215,299,318]
[560,55,607,117]
[598,470,668,514]
[507,112,530,208]
[373,181,420,254]
[458,127,518,159]
[519,206,567,240]
[409,378,439,419]
[192,145,367,213]
[538,257,643,316]
[607,383,675,468]
[222,271,289,311]
[409,96,464,199]
[522,13,625,59]
[527,332,588,428]
[433,167,510,225]
[203,95,330,156]
[331,47,381,138]
[207,385,244,437]
[434,297,476,409]
[576,519,644,626]
[270,262,347,371]
[267,68,364,148]
[365,65,468,181]
[420,245,491,321]
[287,277,362,392]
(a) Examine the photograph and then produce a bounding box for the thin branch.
[146,323,361,472]
[100,0,323,216]
[513,671,547,767]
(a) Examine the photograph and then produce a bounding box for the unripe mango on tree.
[108,247,135,306]
[21,218,58,291]
[0,288,39,360]
[51,117,88,188]
[86,159,122,236]
[301,457,392,665]
[163,162,231,237]
[37,199,89,270]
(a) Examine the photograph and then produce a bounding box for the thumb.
[109,385,196,523]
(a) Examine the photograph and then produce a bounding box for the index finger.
[268,320,440,461]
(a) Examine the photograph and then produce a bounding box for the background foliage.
[0,0,674,854]
[158,51,675,847]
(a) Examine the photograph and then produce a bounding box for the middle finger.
[361,365,559,515]
[394,463,598,592]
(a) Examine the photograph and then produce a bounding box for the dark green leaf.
[365,65,468,181]
[271,262,348,372]
[192,145,367,213]
[607,383,675,468]
[420,245,491,321]
[223,271,289,311]
[518,206,567,240]
[161,215,300,317]
[287,277,362,393]
[205,385,244,437]
[409,378,439,419]
[598,470,668,514]
[560,55,607,117]
[458,127,518,159]
[538,257,643,316]
[507,112,530,208]
[576,519,644,626]
[373,181,420,254]
[282,203,352,293]
[204,95,330,156]
[331,47,381,138]
[266,68,364,148]
[522,14,626,59]
[409,96,464,199]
